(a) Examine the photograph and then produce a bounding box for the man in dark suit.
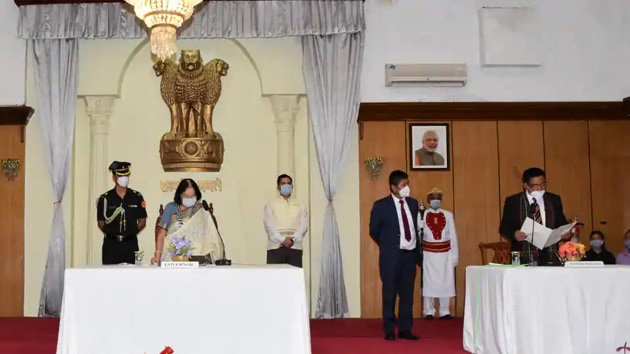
[499,167,570,265]
[369,170,421,341]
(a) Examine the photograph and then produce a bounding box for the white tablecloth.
[463,265,630,354]
[56,264,311,354]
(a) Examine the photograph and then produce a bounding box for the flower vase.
[172,255,190,262]
[566,255,582,262]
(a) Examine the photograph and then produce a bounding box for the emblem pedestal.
[159,133,225,172]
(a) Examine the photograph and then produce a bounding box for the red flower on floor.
[426,212,446,240]
[160,346,174,354]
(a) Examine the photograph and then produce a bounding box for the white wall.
[362,0,630,102]
[0,1,26,105]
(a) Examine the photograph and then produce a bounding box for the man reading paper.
[499,167,571,265]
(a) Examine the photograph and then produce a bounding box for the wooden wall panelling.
[358,101,629,319]
[359,121,407,318]
[0,106,32,317]
[358,102,625,123]
[497,121,546,219]
[452,121,500,316]
[588,120,630,254]
[405,120,455,317]
[543,121,593,238]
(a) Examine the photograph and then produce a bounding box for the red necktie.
[533,200,543,225]
[399,199,412,241]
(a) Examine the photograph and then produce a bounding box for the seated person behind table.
[585,230,615,264]
[151,178,224,264]
[616,229,630,265]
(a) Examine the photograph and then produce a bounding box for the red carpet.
[0,317,466,354]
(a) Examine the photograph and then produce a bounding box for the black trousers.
[380,250,417,334]
[267,247,303,268]
[102,235,139,265]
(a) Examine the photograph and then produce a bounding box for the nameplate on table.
[564,261,604,267]
[160,261,200,268]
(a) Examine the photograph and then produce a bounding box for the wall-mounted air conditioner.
[384,63,467,87]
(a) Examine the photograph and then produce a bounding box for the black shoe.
[384,332,395,341]
[424,315,434,320]
[440,315,454,320]
[398,331,419,340]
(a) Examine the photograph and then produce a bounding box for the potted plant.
[168,236,193,261]
[558,241,586,263]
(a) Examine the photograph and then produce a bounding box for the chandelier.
[125,0,203,60]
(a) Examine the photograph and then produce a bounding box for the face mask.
[530,190,545,199]
[624,239,630,249]
[429,200,441,210]
[280,184,293,196]
[182,197,197,208]
[117,176,129,187]
[590,239,603,249]
[398,185,410,198]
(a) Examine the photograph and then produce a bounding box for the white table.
[56,264,311,354]
[463,265,630,354]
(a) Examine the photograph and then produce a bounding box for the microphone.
[202,200,231,266]
[529,201,538,266]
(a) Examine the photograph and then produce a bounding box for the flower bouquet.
[168,236,193,262]
[557,241,586,263]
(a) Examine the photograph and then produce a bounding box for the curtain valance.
[18,1,365,39]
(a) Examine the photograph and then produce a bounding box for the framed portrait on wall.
[409,123,450,170]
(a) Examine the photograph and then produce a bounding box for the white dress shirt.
[391,194,417,250]
[526,192,546,225]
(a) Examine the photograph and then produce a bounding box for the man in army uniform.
[97,161,148,264]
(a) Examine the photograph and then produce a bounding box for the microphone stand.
[202,200,231,266]
[530,202,537,266]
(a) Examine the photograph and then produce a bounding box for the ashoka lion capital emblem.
[153,49,229,172]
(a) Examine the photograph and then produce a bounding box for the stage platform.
[0,317,466,354]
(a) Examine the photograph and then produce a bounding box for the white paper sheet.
[520,218,577,249]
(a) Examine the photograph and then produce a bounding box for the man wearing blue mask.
[97,161,147,264]
[499,167,570,265]
[263,174,308,267]
[419,187,458,320]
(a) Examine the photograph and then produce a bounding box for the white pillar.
[84,96,115,265]
[269,95,300,178]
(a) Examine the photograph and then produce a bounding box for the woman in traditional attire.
[151,178,223,264]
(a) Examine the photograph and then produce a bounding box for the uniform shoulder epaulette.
[132,189,143,196]
[99,192,108,198]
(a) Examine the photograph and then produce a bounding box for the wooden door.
[0,125,26,316]
[589,120,630,253]
[359,121,406,318]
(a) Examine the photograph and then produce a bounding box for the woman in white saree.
[151,178,224,264]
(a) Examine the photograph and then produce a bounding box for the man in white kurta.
[263,174,308,268]
[419,187,459,319]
